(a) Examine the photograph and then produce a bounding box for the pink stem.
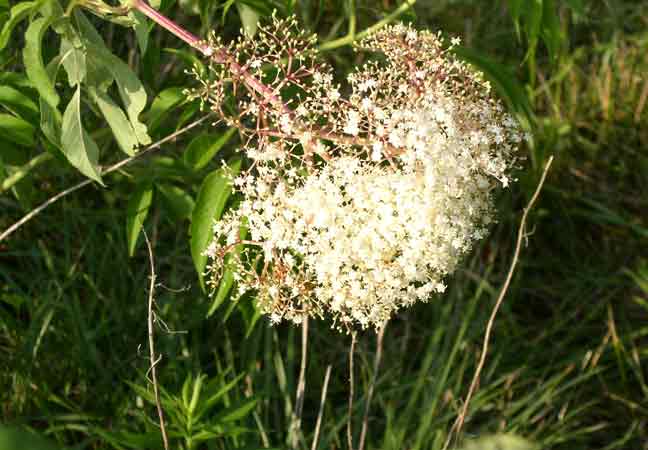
[131,0,289,113]
[132,0,221,60]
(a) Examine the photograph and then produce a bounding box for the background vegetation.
[1,0,647,449]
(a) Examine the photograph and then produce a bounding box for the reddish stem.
[131,0,289,112]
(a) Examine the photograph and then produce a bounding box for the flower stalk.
[126,1,524,329]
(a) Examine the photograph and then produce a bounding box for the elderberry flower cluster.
[198,18,523,330]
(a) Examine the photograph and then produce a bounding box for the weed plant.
[1,1,647,449]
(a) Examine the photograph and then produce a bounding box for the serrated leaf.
[75,10,151,146]
[184,128,236,171]
[90,88,138,156]
[23,17,60,112]
[0,113,35,147]
[147,86,185,133]
[0,85,39,122]
[236,2,259,38]
[191,159,241,290]
[157,183,195,220]
[126,183,153,256]
[61,87,102,183]
[0,1,37,51]
[59,36,86,86]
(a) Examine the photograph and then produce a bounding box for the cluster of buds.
[187,16,523,330]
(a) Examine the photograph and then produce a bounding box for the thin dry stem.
[142,230,170,450]
[347,331,357,450]
[442,155,555,450]
[358,324,386,450]
[311,364,333,450]
[0,116,210,243]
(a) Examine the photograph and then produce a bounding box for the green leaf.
[39,0,64,23]
[190,159,241,290]
[183,128,236,171]
[61,87,103,183]
[0,1,37,52]
[75,11,151,146]
[507,0,523,38]
[0,85,39,122]
[540,0,562,64]
[23,16,60,111]
[99,49,151,145]
[454,46,533,123]
[0,72,35,90]
[157,183,195,220]
[73,9,106,48]
[59,36,86,86]
[0,425,60,450]
[38,56,63,149]
[0,113,35,147]
[236,2,259,38]
[188,373,205,415]
[217,398,257,422]
[130,10,149,54]
[90,88,139,156]
[126,183,154,256]
[162,47,205,76]
[207,223,247,317]
[147,86,185,133]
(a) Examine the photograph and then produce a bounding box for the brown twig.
[442,156,554,450]
[311,364,333,450]
[0,116,210,243]
[142,230,170,450]
[347,330,357,450]
[358,324,386,450]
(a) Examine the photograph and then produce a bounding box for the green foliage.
[191,158,241,289]
[1,1,647,450]
[183,128,236,171]
[126,182,154,256]
[61,87,103,183]
[0,426,60,450]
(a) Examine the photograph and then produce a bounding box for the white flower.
[203,21,520,330]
